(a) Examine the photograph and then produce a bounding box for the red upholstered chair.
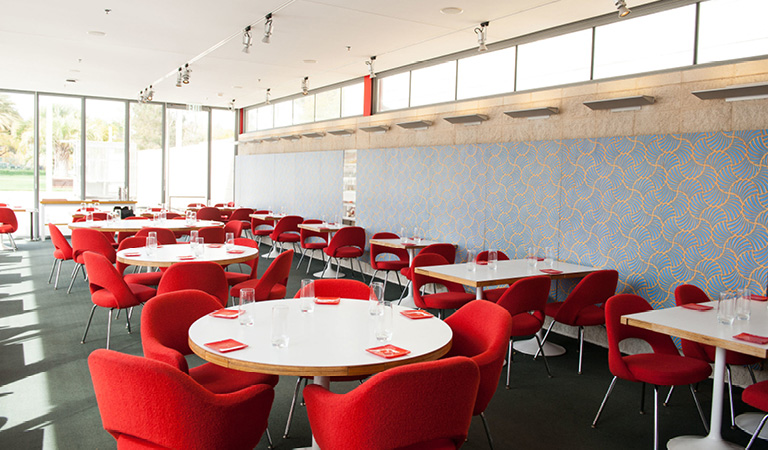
[412,253,474,319]
[231,249,293,302]
[82,251,156,349]
[540,269,619,374]
[135,227,177,245]
[188,202,205,208]
[592,294,711,450]
[742,381,768,449]
[0,207,19,251]
[370,232,408,297]
[398,242,457,303]
[116,216,148,243]
[322,226,366,282]
[444,300,512,448]
[250,210,274,247]
[165,212,182,219]
[88,349,274,450]
[496,275,553,388]
[296,219,328,272]
[116,236,163,286]
[224,220,246,239]
[224,237,259,287]
[48,223,73,290]
[197,226,226,244]
[227,208,253,237]
[68,228,117,294]
[141,289,279,394]
[476,250,511,302]
[305,356,480,450]
[157,261,229,307]
[269,215,303,256]
[196,206,222,221]
[673,284,760,427]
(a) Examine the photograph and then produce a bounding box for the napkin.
[750,295,768,302]
[539,268,563,274]
[177,255,196,260]
[681,303,713,311]
[208,244,223,248]
[205,338,248,353]
[367,344,411,359]
[210,308,244,319]
[226,249,245,254]
[123,252,142,257]
[733,333,768,345]
[476,261,488,266]
[315,296,340,305]
[400,310,434,320]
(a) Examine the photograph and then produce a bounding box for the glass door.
[166,107,209,211]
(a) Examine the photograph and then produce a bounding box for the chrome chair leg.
[663,386,674,406]
[480,412,494,450]
[592,376,617,428]
[265,426,274,449]
[534,333,552,378]
[283,377,303,438]
[54,259,63,290]
[746,413,768,450]
[67,263,83,294]
[640,383,646,414]
[748,365,757,384]
[81,304,98,344]
[356,259,367,283]
[505,340,513,389]
[578,326,584,374]
[689,384,709,433]
[320,256,333,279]
[727,364,736,428]
[296,248,307,269]
[369,270,379,286]
[535,321,556,359]
[106,309,113,350]
[653,385,659,450]
[48,259,57,284]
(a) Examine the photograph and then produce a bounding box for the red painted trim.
[363,75,373,116]
[238,109,244,134]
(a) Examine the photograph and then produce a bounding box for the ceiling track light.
[366,56,377,79]
[229,99,236,111]
[182,63,191,84]
[475,21,489,52]
[242,26,252,53]
[615,0,631,17]
[176,68,183,87]
[302,77,309,95]
[266,88,271,104]
[146,86,154,102]
[262,13,273,44]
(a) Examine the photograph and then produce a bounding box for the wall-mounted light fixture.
[615,0,631,17]
[266,88,271,104]
[182,64,191,84]
[366,56,376,78]
[262,13,273,44]
[301,77,309,95]
[475,22,489,52]
[242,26,253,53]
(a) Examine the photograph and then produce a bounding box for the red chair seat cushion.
[253,229,273,236]
[54,249,71,260]
[0,225,14,233]
[624,353,712,386]
[510,311,545,337]
[303,242,327,250]
[401,267,412,279]
[124,271,163,286]
[230,283,286,300]
[743,381,768,412]
[276,233,300,242]
[422,292,475,310]
[190,363,278,394]
[91,284,156,308]
[376,260,408,271]
[225,272,250,286]
[545,302,605,326]
[482,287,506,303]
[330,247,364,258]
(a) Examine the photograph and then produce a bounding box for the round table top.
[116,243,258,268]
[68,219,224,232]
[188,299,453,377]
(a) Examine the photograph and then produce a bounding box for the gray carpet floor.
[0,239,764,449]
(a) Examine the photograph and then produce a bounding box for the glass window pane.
[39,95,82,200]
[129,102,163,206]
[517,29,592,91]
[245,107,258,132]
[211,110,235,204]
[257,104,273,130]
[0,92,35,208]
[410,60,457,107]
[315,89,341,121]
[293,95,315,125]
[594,6,695,79]
[274,101,292,128]
[698,0,768,63]
[457,47,516,100]
[341,82,364,117]
[167,108,209,210]
[86,99,125,199]
[378,72,410,112]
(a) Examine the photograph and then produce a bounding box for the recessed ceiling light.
[233,86,243,89]
[440,7,463,15]
[87,30,106,36]
[303,59,317,64]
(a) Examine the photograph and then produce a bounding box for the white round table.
[117,243,258,268]
[68,219,224,233]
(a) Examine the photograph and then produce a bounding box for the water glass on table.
[369,282,385,315]
[717,291,735,325]
[300,279,315,313]
[85,211,93,223]
[527,246,537,271]
[271,305,290,348]
[543,246,555,270]
[225,232,235,251]
[185,210,194,225]
[735,288,751,320]
[466,250,476,272]
[375,301,394,342]
[399,227,407,244]
[146,232,158,256]
[239,288,255,326]
[193,237,204,257]
[488,249,498,270]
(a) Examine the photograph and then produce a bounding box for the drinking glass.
[152,212,160,223]
[543,246,554,270]
[225,232,235,251]
[159,210,166,222]
[80,202,86,211]
[300,279,315,313]
[271,305,290,348]
[369,282,385,315]
[399,227,407,244]
[413,227,422,244]
[190,211,197,222]
[146,232,158,256]
[527,246,537,271]
[94,200,100,210]
[185,210,194,225]
[190,229,199,243]
[735,288,751,321]
[194,237,205,257]
[85,211,93,223]
[375,301,394,342]
[112,211,121,223]
[239,288,255,326]
[488,249,498,270]
[466,250,476,272]
[717,291,735,325]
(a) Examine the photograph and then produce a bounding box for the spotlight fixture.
[301,77,309,95]
[228,99,236,111]
[615,0,631,17]
[146,86,154,102]
[182,63,191,84]
[475,21,489,52]
[266,88,271,104]
[176,68,183,87]
[262,13,273,44]
[242,26,252,53]
[138,86,155,103]
[366,56,377,79]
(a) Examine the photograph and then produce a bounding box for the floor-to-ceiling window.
[129,102,163,206]
[39,95,81,200]
[85,99,125,199]
[0,92,35,207]
[210,109,235,204]
[166,107,209,210]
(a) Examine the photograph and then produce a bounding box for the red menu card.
[366,344,411,359]
[733,333,768,345]
[400,310,434,320]
[315,296,340,305]
[205,339,248,353]
[681,303,713,311]
[209,308,244,319]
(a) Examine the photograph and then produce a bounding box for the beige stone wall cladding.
[239,58,768,155]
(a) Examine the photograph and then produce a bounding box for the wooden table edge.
[188,338,453,377]
[413,266,593,288]
[117,252,257,268]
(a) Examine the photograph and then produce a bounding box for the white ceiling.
[0,0,658,109]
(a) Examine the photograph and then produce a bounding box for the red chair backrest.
[496,275,551,318]
[412,253,467,309]
[157,262,229,306]
[674,284,714,361]
[197,226,225,244]
[165,212,182,219]
[420,243,456,264]
[116,236,147,275]
[294,279,370,300]
[270,215,303,240]
[304,356,479,450]
[48,223,73,260]
[142,290,223,372]
[83,251,139,309]
[370,232,408,267]
[187,202,205,207]
[250,210,273,230]
[476,250,510,262]
[196,207,222,221]
[136,227,177,245]
[552,269,619,324]
[72,228,116,264]
[88,349,274,450]
[325,226,366,256]
[224,220,245,238]
[234,237,259,278]
[228,208,253,222]
[605,294,681,382]
[251,249,294,301]
[300,219,328,246]
[444,300,512,416]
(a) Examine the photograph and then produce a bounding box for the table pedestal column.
[398,248,417,308]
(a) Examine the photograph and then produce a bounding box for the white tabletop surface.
[415,259,598,288]
[249,213,287,221]
[298,223,346,233]
[369,237,444,250]
[188,298,453,377]
[68,219,224,232]
[116,243,258,268]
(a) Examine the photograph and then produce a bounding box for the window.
[129,102,163,205]
[166,107,209,210]
[343,149,356,222]
[293,95,315,125]
[0,92,35,207]
[594,5,695,79]
[410,60,457,107]
[315,89,341,121]
[698,0,768,64]
[39,95,82,199]
[257,104,274,130]
[457,47,516,100]
[516,29,592,91]
[274,101,292,128]
[210,109,235,204]
[85,99,125,199]
[341,83,364,117]
[245,107,258,132]
[378,72,410,112]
